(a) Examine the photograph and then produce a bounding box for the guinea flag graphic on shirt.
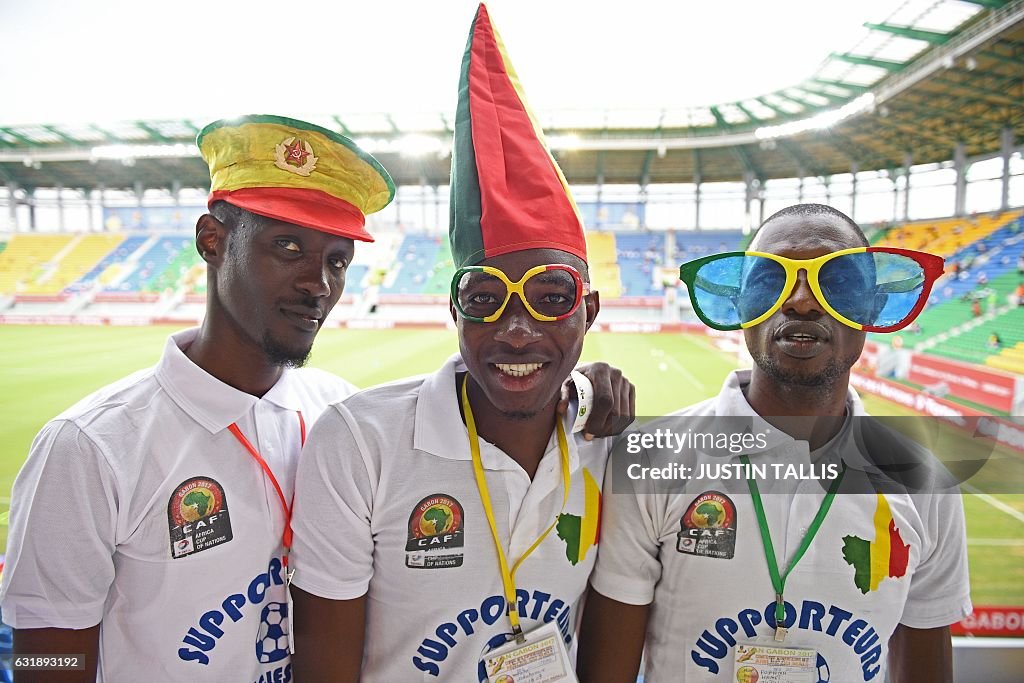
[556,469,601,565]
[842,493,911,593]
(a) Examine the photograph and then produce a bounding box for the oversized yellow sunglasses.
[678,247,945,332]
[450,264,590,323]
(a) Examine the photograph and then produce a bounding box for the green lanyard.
[739,454,845,641]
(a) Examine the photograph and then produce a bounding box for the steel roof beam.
[638,112,665,187]
[90,125,121,144]
[789,86,848,105]
[0,128,37,146]
[811,79,871,95]
[863,22,952,45]
[754,98,790,117]
[825,130,893,170]
[733,101,762,124]
[771,91,821,113]
[731,143,762,179]
[41,125,82,146]
[709,106,733,132]
[960,0,1008,8]
[135,121,170,143]
[777,140,826,178]
[830,53,906,72]
[332,116,352,136]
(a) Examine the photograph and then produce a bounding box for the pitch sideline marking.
[963,484,1024,525]
[967,538,1024,546]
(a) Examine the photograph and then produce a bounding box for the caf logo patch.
[676,490,736,560]
[168,476,233,559]
[405,493,464,569]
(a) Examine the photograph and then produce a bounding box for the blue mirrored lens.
[691,256,785,326]
[820,252,925,327]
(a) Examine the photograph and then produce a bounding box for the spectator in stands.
[1016,281,1024,306]
[1018,253,1024,274]
[988,332,1002,350]
[580,203,969,683]
[978,271,988,286]
[972,298,982,318]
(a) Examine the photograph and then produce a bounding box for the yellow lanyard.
[460,374,571,640]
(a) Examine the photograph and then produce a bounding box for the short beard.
[501,409,541,421]
[750,349,859,392]
[261,333,312,368]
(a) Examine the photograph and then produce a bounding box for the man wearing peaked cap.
[290,5,632,681]
[0,115,393,682]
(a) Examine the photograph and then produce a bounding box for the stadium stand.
[382,234,444,295]
[585,232,622,299]
[874,213,1024,367]
[104,235,194,293]
[21,234,126,295]
[65,234,150,293]
[673,230,743,259]
[0,234,75,294]
[420,240,454,295]
[615,232,665,297]
[875,209,1023,258]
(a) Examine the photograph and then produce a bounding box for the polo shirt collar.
[155,328,303,434]
[414,353,580,473]
[713,369,877,471]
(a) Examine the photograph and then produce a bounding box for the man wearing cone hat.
[289,5,628,681]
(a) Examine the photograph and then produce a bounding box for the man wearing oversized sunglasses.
[579,204,969,683]
[289,6,632,681]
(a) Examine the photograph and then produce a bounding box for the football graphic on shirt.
[255,602,290,664]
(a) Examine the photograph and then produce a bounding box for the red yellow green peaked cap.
[450,4,587,267]
[197,114,395,242]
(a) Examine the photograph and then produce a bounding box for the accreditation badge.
[734,643,819,683]
[482,621,577,683]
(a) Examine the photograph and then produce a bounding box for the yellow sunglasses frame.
[450,264,590,323]
[681,247,943,332]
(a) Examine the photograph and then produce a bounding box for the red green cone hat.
[449,3,587,267]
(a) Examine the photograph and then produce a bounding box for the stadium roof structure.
[0,0,1022,192]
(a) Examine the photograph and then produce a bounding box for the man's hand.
[558,362,635,440]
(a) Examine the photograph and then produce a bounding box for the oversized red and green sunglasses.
[678,247,945,332]
[450,264,590,323]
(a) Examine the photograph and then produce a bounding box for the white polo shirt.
[591,369,971,683]
[291,354,611,682]
[0,328,356,683]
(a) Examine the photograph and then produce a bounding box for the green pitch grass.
[1,324,1022,606]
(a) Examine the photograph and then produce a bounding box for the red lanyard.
[227,411,305,561]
